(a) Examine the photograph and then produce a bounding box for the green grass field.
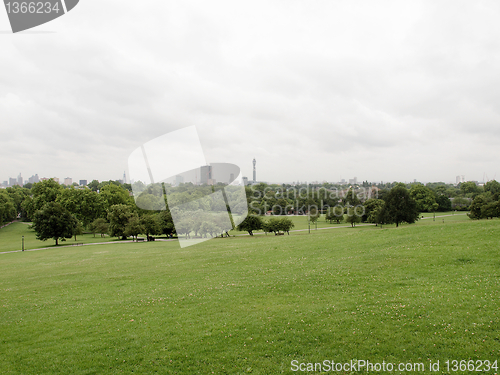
[0,222,119,253]
[1,215,499,374]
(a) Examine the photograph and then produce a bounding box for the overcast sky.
[1,0,500,185]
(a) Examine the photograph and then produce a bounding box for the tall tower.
[253,158,256,183]
[123,171,127,184]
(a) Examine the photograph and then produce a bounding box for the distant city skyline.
[2,2,500,190]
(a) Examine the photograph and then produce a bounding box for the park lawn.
[231,211,470,236]
[0,222,120,253]
[0,218,499,374]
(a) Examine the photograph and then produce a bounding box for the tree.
[345,206,362,227]
[100,184,133,209]
[57,187,105,227]
[141,214,162,240]
[277,217,294,234]
[309,208,320,224]
[325,205,344,224]
[468,193,494,220]
[342,188,361,206]
[481,201,500,219]
[363,199,385,224]
[124,216,144,241]
[410,184,438,213]
[0,190,17,224]
[6,186,30,219]
[31,202,78,245]
[435,195,452,212]
[158,209,175,236]
[90,218,108,238]
[23,179,62,220]
[73,221,84,241]
[108,204,134,240]
[380,185,419,227]
[237,215,263,236]
[87,180,100,192]
[484,180,500,196]
[451,196,471,210]
[265,217,294,235]
[459,181,481,197]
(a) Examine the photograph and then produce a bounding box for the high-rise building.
[28,174,40,184]
[64,177,72,186]
[123,171,127,184]
[242,177,249,185]
[253,158,256,182]
[200,165,212,185]
[456,176,461,185]
[9,177,16,187]
[17,173,23,186]
[79,180,88,186]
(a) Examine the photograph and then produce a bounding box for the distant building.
[28,174,40,184]
[79,180,88,186]
[9,177,17,187]
[64,177,72,186]
[253,158,256,183]
[456,176,461,185]
[348,177,357,185]
[123,171,127,184]
[17,173,23,186]
[200,165,212,185]
[242,177,249,185]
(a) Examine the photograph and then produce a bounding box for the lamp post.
[22,236,24,252]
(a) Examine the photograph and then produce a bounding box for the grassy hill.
[0,215,499,374]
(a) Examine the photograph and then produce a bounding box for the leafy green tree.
[23,179,62,220]
[468,193,494,219]
[435,195,452,212]
[481,201,500,219]
[108,204,134,240]
[100,184,132,209]
[73,221,84,241]
[124,216,144,241]
[57,188,105,227]
[325,205,344,224]
[277,217,294,234]
[237,215,263,236]
[265,217,282,235]
[87,180,100,192]
[265,217,294,235]
[31,202,78,245]
[410,184,438,213]
[459,181,481,197]
[141,214,162,240]
[451,196,471,210]
[158,210,175,236]
[309,208,320,224]
[484,180,500,196]
[363,199,385,224]
[380,185,419,227]
[90,218,108,238]
[0,190,17,224]
[342,188,361,206]
[6,186,30,219]
[345,206,362,227]
[200,221,217,238]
